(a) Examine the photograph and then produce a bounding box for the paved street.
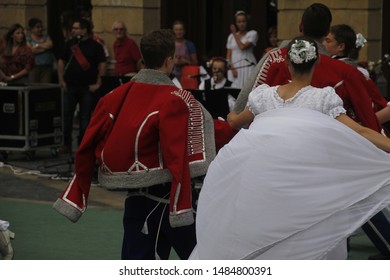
[0,147,127,260]
[0,147,125,208]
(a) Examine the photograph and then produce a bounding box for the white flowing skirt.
[190,108,390,260]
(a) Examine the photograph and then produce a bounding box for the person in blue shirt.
[26,18,55,83]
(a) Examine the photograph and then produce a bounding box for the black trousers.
[362,211,390,256]
[121,184,196,260]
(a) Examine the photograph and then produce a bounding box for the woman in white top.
[190,37,390,260]
[228,37,390,152]
[226,11,258,89]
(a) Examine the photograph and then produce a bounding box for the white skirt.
[190,108,390,259]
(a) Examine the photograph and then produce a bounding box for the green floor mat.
[0,198,378,260]
[0,198,123,260]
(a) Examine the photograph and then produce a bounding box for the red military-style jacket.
[254,48,382,132]
[54,69,236,227]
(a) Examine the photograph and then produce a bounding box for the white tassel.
[155,252,161,260]
[141,221,149,235]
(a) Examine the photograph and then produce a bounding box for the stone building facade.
[0,0,387,65]
[278,0,384,62]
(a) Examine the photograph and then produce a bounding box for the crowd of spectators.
[0,9,272,154]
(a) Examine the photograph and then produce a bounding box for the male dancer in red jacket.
[54,29,236,259]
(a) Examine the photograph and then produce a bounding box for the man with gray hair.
[112,20,142,75]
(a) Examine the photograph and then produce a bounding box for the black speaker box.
[0,84,63,151]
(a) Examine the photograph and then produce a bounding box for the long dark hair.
[3,23,26,56]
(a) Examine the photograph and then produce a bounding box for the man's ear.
[163,57,168,68]
[163,56,169,67]
[168,56,174,66]
[164,56,174,70]
[338,42,346,53]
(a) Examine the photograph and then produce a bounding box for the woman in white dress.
[228,37,390,152]
[226,11,258,89]
[190,37,390,260]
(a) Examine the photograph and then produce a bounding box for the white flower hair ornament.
[356,33,367,48]
[288,40,317,64]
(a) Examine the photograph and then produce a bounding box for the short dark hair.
[287,36,319,74]
[140,29,175,69]
[73,18,92,36]
[28,18,42,29]
[330,24,357,59]
[301,3,332,39]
